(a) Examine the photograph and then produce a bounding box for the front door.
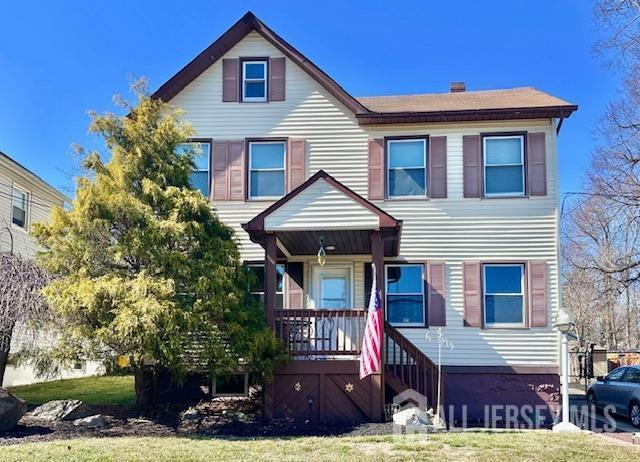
[312,266,354,355]
[315,266,351,309]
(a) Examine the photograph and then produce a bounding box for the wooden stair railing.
[384,322,445,409]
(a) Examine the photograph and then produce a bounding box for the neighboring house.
[0,151,102,387]
[152,12,577,422]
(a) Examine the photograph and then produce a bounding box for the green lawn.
[8,375,135,407]
[0,433,637,462]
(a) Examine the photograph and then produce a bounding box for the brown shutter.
[527,132,547,196]
[368,139,384,200]
[528,261,548,327]
[427,262,446,326]
[269,57,286,102]
[429,136,447,198]
[228,141,245,200]
[212,141,229,200]
[463,262,482,327]
[287,262,304,309]
[463,135,481,198]
[364,263,373,305]
[287,138,306,192]
[222,59,239,102]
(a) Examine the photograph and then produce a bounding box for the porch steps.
[384,322,443,408]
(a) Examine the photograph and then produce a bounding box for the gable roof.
[152,12,367,114]
[153,11,577,124]
[0,151,70,203]
[242,170,401,233]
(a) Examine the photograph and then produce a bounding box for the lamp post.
[552,307,581,433]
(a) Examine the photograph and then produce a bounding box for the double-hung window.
[385,264,425,326]
[242,60,267,102]
[11,185,28,229]
[483,135,525,197]
[387,139,427,197]
[248,263,285,309]
[483,264,525,327]
[249,141,286,199]
[176,142,210,197]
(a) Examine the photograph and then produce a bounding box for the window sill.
[483,194,528,199]
[482,324,529,330]
[388,323,427,328]
[247,197,282,202]
[385,196,430,201]
[11,223,29,234]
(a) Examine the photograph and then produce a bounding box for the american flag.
[360,263,383,379]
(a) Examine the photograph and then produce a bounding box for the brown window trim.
[480,131,528,199]
[184,138,213,201]
[383,135,430,200]
[481,261,529,330]
[383,261,428,328]
[245,137,289,201]
[239,57,269,103]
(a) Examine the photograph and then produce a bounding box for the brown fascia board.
[356,105,578,125]
[152,12,368,115]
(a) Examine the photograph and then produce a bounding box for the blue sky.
[0,0,618,196]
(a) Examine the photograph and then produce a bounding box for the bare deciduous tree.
[0,250,52,384]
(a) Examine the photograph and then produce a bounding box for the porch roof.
[242,170,402,256]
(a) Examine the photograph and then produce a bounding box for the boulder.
[73,414,107,429]
[30,400,88,421]
[0,388,26,432]
[181,407,201,422]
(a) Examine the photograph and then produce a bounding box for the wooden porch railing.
[384,322,444,409]
[274,309,368,357]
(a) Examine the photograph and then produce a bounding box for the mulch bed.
[0,394,396,445]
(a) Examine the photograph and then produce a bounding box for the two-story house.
[0,152,103,387]
[152,12,577,423]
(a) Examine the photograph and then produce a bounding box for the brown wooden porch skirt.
[265,360,383,422]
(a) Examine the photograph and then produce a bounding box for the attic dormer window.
[242,60,267,102]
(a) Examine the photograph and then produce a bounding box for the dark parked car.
[587,365,640,428]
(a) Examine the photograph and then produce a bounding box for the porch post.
[264,233,278,329]
[371,230,385,421]
[263,233,278,421]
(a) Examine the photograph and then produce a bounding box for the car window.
[607,367,627,381]
[623,367,640,384]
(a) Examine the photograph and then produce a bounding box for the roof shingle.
[357,87,575,113]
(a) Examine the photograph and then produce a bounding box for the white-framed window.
[483,263,525,327]
[386,139,427,198]
[242,60,267,102]
[176,142,211,197]
[247,263,285,309]
[248,141,286,199]
[483,135,525,197]
[11,185,29,230]
[385,264,425,326]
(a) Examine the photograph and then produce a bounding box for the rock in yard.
[30,400,88,421]
[393,407,423,426]
[73,414,107,429]
[0,388,26,432]
[181,407,201,422]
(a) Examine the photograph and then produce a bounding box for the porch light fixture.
[552,307,581,433]
[317,235,327,266]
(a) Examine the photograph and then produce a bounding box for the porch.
[242,171,442,422]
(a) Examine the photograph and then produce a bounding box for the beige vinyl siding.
[169,32,560,367]
[0,157,66,258]
[265,178,379,231]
